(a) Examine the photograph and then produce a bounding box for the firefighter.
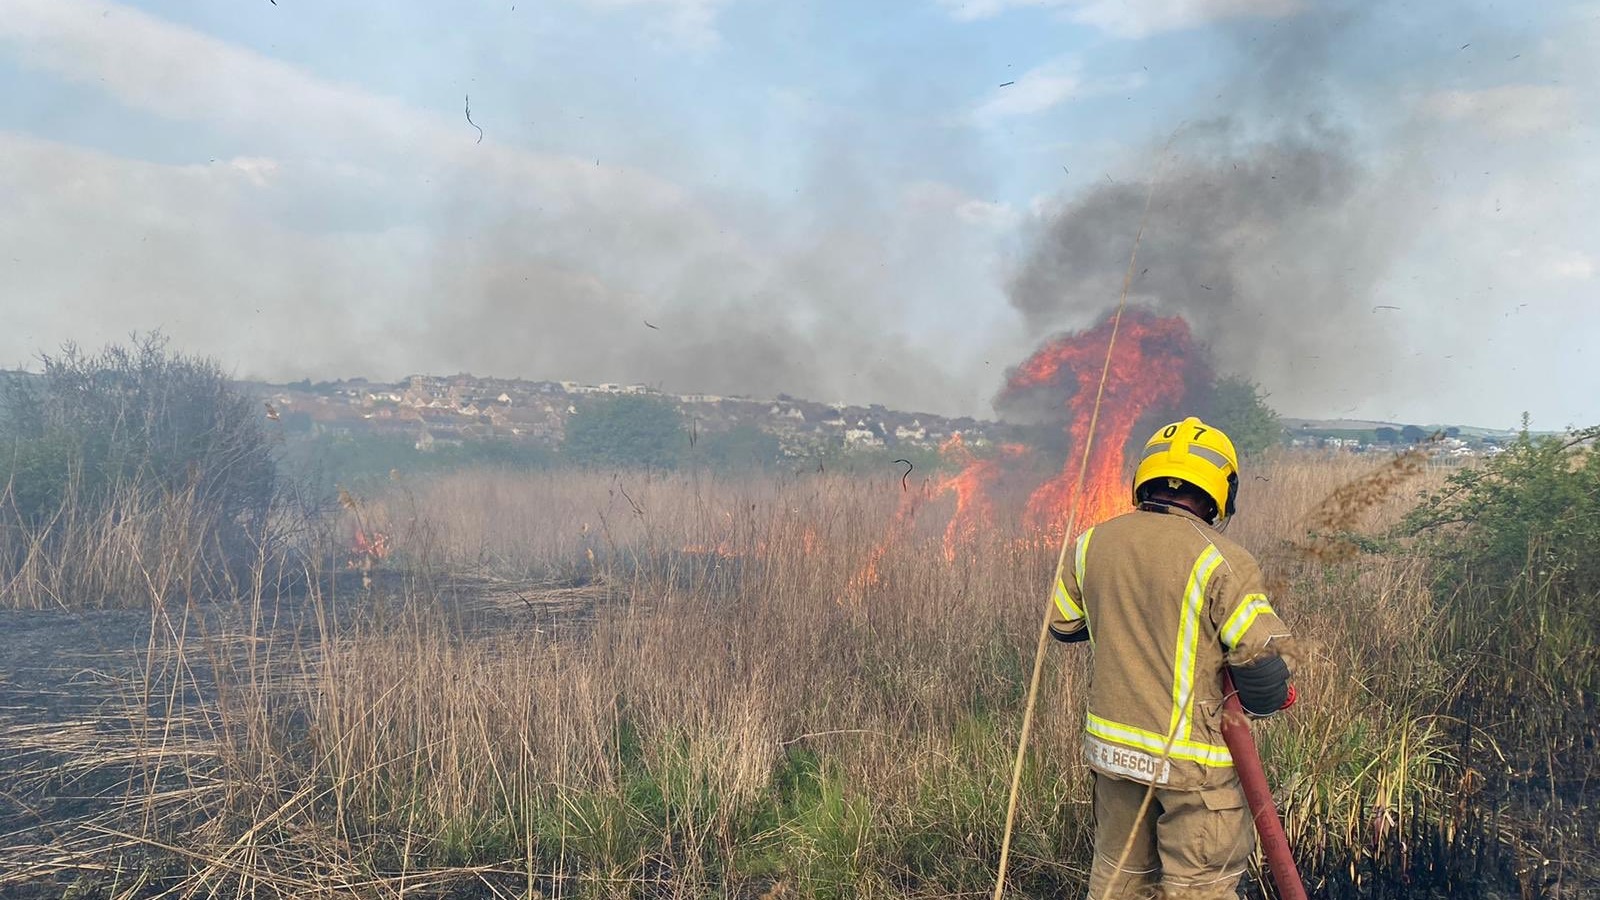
[1050,416,1296,900]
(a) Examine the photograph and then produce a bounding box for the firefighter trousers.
[1086,773,1254,900]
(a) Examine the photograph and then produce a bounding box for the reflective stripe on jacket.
[1050,505,1291,790]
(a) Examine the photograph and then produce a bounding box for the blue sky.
[1,0,1595,428]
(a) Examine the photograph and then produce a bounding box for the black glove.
[1049,622,1090,644]
[1229,655,1291,716]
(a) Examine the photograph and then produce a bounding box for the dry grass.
[0,475,219,611]
[2,450,1545,899]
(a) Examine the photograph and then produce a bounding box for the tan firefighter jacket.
[1050,504,1291,791]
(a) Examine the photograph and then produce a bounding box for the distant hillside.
[245,374,1014,457]
[239,374,1549,465]
[1281,417,1526,438]
[4,367,1534,461]
[1279,416,1538,459]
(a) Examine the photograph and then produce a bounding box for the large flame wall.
[1003,310,1198,535]
[850,309,1205,588]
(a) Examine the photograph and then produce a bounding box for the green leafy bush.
[2,334,275,533]
[562,394,687,470]
[1405,424,1600,602]
[691,423,784,471]
[282,432,556,491]
[1197,374,1283,457]
[0,334,277,606]
[1403,424,1600,773]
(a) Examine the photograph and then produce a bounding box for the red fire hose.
[1220,671,1308,900]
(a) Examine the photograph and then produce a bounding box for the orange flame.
[850,471,933,592]
[713,310,1202,597]
[1001,309,1198,534]
[350,528,390,563]
[941,435,1030,561]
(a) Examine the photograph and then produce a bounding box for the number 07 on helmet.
[1132,416,1242,526]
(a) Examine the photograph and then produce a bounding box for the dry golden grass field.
[0,451,1592,899]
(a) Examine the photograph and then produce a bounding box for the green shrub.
[2,334,275,531]
[1197,374,1283,457]
[1402,423,1600,770]
[1405,425,1600,601]
[563,394,687,470]
[282,431,556,490]
[0,333,277,605]
[691,423,784,471]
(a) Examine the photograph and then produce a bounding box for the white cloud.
[1542,250,1596,281]
[574,0,733,49]
[1068,0,1303,37]
[221,157,280,187]
[938,0,1037,20]
[903,181,1018,229]
[0,0,706,219]
[0,0,776,386]
[955,198,1018,228]
[1500,246,1597,281]
[978,62,1085,120]
[1421,85,1577,136]
[936,0,1304,37]
[974,58,1143,121]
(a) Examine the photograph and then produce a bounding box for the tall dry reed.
[4,452,1534,899]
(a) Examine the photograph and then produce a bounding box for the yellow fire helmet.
[1132,416,1241,525]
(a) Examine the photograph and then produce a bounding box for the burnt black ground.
[0,574,593,898]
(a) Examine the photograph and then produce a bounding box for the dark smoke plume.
[1007,118,1418,414]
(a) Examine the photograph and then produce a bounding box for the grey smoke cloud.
[1000,1,1482,417]
[1006,120,1422,414]
[0,0,1003,418]
[5,0,1596,429]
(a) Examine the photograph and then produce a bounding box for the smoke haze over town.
[2,0,1596,429]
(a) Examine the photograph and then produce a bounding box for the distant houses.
[1287,424,1505,460]
[252,375,995,456]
